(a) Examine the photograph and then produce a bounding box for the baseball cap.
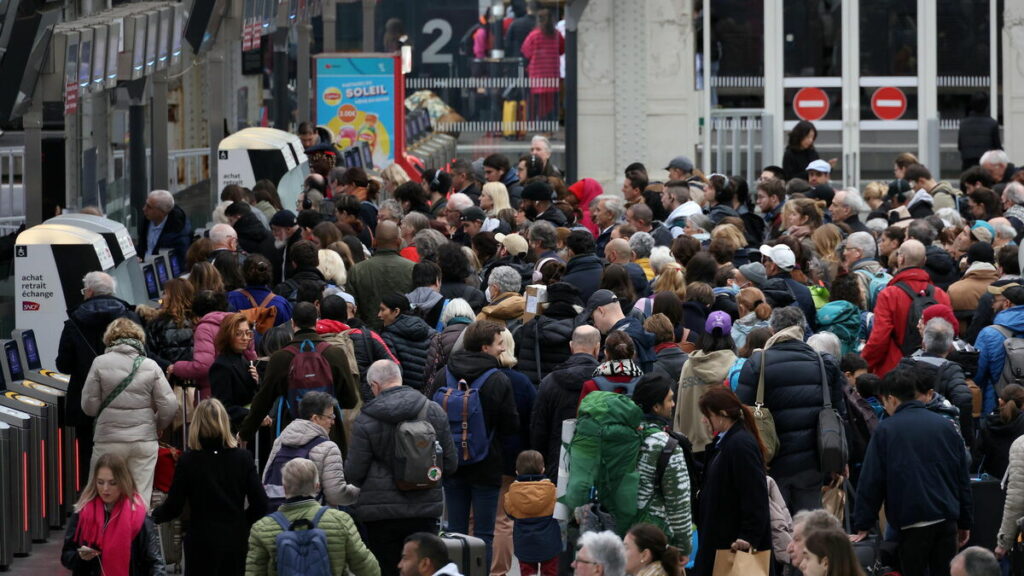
[920,304,958,329]
[581,289,619,319]
[807,184,835,207]
[971,221,996,244]
[758,244,796,271]
[270,210,297,228]
[665,155,695,173]
[705,311,733,335]
[460,206,486,223]
[495,232,528,256]
[522,180,554,202]
[737,262,768,287]
[988,280,1024,295]
[806,159,831,174]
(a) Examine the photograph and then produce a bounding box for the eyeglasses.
[234,330,254,339]
[574,558,599,566]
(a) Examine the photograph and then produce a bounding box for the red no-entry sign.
[871,87,908,121]
[793,87,829,122]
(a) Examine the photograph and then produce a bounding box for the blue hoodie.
[975,305,1024,413]
[611,316,656,373]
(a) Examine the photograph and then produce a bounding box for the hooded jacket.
[610,316,657,372]
[431,350,519,486]
[732,313,770,351]
[930,180,962,213]
[979,412,1024,479]
[562,253,604,303]
[516,303,579,385]
[675,349,737,453]
[976,305,1024,413]
[476,292,525,328]
[569,178,603,237]
[862,267,951,377]
[171,311,257,400]
[424,319,472,395]
[505,474,561,563]
[81,343,177,445]
[406,286,446,330]
[381,314,436,391]
[265,418,358,506]
[344,386,456,522]
[531,353,599,480]
[652,344,688,383]
[57,295,142,427]
[233,212,271,255]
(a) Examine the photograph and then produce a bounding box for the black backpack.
[655,429,702,526]
[895,282,938,356]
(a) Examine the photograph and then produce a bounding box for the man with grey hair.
[528,220,563,282]
[246,458,381,576]
[346,360,456,575]
[628,231,656,280]
[592,194,624,254]
[843,230,887,309]
[530,134,561,176]
[573,530,626,576]
[787,509,841,569]
[626,203,673,247]
[444,192,474,246]
[208,222,240,260]
[660,180,703,238]
[477,266,526,329]
[264,391,358,507]
[981,149,1013,184]
[57,270,142,487]
[951,546,1000,576]
[378,199,404,226]
[737,305,845,514]
[988,217,1017,249]
[139,188,192,261]
[831,188,869,233]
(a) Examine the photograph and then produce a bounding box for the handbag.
[748,351,779,464]
[816,354,849,477]
[821,475,846,526]
[712,548,771,576]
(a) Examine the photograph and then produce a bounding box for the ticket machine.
[0,421,14,567]
[15,223,117,368]
[0,391,51,541]
[0,404,36,553]
[2,339,69,525]
[217,127,310,216]
[10,329,71,392]
[50,214,149,305]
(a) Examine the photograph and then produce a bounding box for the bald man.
[862,238,952,375]
[532,324,602,479]
[345,221,416,330]
[604,238,651,298]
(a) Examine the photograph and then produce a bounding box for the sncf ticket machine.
[0,421,17,568]
[0,404,37,552]
[0,390,51,542]
[2,339,69,526]
[15,223,116,369]
[50,214,149,305]
[10,329,72,392]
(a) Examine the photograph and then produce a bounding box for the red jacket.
[862,267,951,376]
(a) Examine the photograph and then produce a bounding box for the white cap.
[759,244,796,271]
[806,159,831,174]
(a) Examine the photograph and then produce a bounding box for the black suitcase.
[441,532,486,576]
[966,475,1005,550]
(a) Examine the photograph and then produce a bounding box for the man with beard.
[520,180,566,227]
[265,210,302,285]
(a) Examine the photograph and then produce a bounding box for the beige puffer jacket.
[82,343,177,444]
[998,435,1024,549]
[264,418,359,506]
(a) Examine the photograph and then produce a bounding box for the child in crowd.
[856,373,885,420]
[504,450,561,576]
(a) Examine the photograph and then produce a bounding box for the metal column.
[151,71,169,191]
[361,0,374,52]
[207,40,226,207]
[129,95,148,240]
[297,23,311,124]
[323,0,336,52]
[273,27,290,130]
[24,102,43,226]
[565,0,588,184]
[917,0,939,173]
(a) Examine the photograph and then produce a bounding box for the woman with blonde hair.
[811,223,843,284]
[153,399,268,576]
[82,317,177,504]
[62,453,165,576]
[863,181,888,212]
[635,262,686,316]
[381,162,411,197]
[782,197,826,238]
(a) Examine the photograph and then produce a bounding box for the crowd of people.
[54,124,1024,576]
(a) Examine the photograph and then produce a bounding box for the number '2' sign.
[421,18,453,65]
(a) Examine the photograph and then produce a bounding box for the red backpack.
[284,340,334,418]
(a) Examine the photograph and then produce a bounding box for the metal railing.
[0,146,24,219]
[700,108,774,185]
[112,147,211,194]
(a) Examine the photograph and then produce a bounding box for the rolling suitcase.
[966,475,1005,550]
[441,532,486,576]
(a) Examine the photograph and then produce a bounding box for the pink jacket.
[171,311,256,399]
[569,178,603,236]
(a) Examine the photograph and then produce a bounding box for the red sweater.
[521,29,564,92]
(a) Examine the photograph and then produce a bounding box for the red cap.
[921,304,957,329]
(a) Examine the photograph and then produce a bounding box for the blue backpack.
[271,506,332,576]
[854,268,893,310]
[263,436,329,508]
[432,367,497,465]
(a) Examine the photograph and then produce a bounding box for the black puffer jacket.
[381,314,435,391]
[144,315,194,370]
[430,350,519,486]
[925,244,959,291]
[977,412,1024,478]
[345,386,457,522]
[441,282,487,314]
[898,354,974,446]
[275,267,327,303]
[736,343,846,481]
[531,353,599,480]
[515,314,577,385]
[56,295,142,427]
[342,321,398,402]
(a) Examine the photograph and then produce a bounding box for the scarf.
[592,359,644,378]
[74,493,147,576]
[764,324,805,349]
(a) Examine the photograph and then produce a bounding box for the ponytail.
[366,178,381,202]
[627,524,681,576]
[1000,384,1024,424]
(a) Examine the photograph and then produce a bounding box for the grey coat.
[265,419,359,506]
[344,386,457,522]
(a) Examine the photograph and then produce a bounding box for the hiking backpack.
[394,400,444,490]
[592,375,642,397]
[894,282,939,356]
[284,340,334,419]
[238,289,279,334]
[993,325,1024,396]
[271,506,332,576]
[561,391,644,537]
[263,436,329,507]
[816,301,862,356]
[854,268,893,310]
[432,367,498,465]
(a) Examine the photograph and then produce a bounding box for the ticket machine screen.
[154,258,169,286]
[143,264,160,300]
[23,330,41,370]
[5,341,23,382]
[169,252,183,277]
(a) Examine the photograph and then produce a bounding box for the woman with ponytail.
[978,383,1024,477]
[731,287,772,350]
[624,523,681,576]
[693,386,771,576]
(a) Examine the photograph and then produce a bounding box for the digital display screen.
[92,27,106,85]
[132,16,146,72]
[5,341,23,382]
[143,264,159,299]
[23,331,40,371]
[78,38,91,88]
[154,258,169,286]
[169,252,182,277]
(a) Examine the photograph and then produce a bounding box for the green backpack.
[816,300,862,356]
[561,391,644,537]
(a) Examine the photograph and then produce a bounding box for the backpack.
[562,391,643,537]
[238,289,279,334]
[993,325,1024,396]
[655,429,701,523]
[263,436,329,507]
[817,301,862,356]
[410,298,449,332]
[592,375,642,397]
[270,506,332,576]
[284,340,334,419]
[854,269,893,310]
[432,367,498,465]
[894,282,938,356]
[394,400,444,491]
[323,330,360,378]
[841,382,878,465]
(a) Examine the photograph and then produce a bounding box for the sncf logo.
[22,302,39,311]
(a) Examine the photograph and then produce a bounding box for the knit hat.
[966,242,995,264]
[971,221,995,244]
[270,210,297,228]
[737,262,768,288]
[522,180,554,202]
[921,304,957,330]
[546,282,583,307]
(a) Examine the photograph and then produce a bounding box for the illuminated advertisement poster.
[314,54,403,169]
